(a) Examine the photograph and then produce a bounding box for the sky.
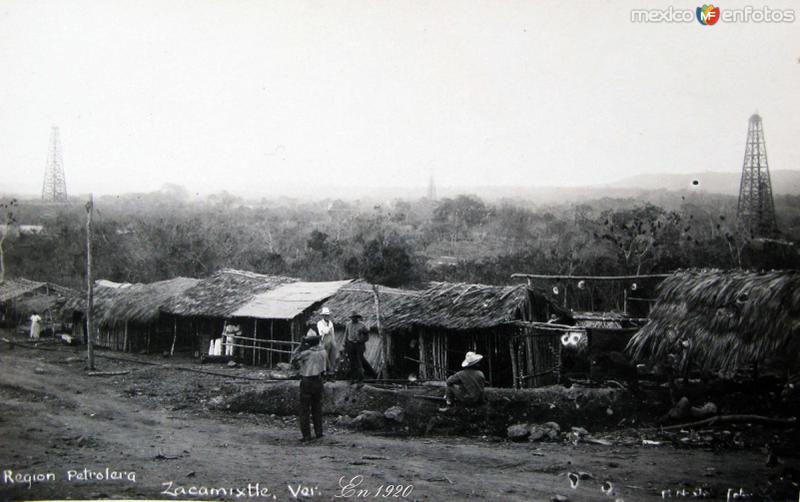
[0,0,798,197]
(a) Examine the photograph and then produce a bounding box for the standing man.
[439,351,486,412]
[316,307,338,378]
[29,313,42,340]
[344,311,369,387]
[291,330,327,442]
[223,323,240,357]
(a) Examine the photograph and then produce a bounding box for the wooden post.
[85,194,95,370]
[252,319,257,365]
[372,285,388,379]
[418,332,427,380]
[122,321,128,352]
[146,326,151,354]
[268,320,273,367]
[623,288,628,315]
[525,334,535,387]
[486,333,493,386]
[508,336,518,389]
[170,317,177,356]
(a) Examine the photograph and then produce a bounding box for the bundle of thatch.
[162,269,296,318]
[628,269,800,373]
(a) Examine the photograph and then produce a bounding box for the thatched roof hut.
[0,277,75,303]
[162,269,297,318]
[627,269,800,372]
[100,277,200,325]
[402,282,569,330]
[308,280,419,330]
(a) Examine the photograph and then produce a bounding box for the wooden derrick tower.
[737,114,777,237]
[41,126,68,202]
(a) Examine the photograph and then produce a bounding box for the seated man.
[439,351,486,412]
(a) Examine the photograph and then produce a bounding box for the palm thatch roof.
[61,282,129,320]
[100,277,200,325]
[162,269,297,318]
[573,311,644,330]
[0,277,76,302]
[312,281,567,333]
[627,269,800,372]
[403,282,563,330]
[309,280,419,331]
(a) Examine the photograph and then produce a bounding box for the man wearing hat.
[290,329,328,441]
[316,307,338,378]
[440,351,486,412]
[344,311,369,386]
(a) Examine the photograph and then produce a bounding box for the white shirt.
[316,319,334,342]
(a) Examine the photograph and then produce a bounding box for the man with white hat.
[439,351,486,412]
[316,307,338,377]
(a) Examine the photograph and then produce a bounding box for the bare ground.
[0,336,796,502]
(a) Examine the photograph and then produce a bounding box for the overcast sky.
[1,0,798,197]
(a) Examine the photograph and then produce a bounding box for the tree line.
[2,187,798,310]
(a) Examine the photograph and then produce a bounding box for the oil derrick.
[41,126,68,202]
[737,114,777,238]
[427,172,437,200]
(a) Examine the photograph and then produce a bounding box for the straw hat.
[321,307,331,316]
[349,311,362,319]
[461,351,483,368]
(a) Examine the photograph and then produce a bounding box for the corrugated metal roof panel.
[231,280,352,319]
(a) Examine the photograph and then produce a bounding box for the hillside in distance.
[605,170,800,196]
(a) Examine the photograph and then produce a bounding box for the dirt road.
[0,338,794,501]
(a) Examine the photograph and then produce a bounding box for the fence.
[507,321,586,388]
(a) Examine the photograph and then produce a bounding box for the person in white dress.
[29,314,42,339]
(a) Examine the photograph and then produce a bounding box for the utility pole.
[86,194,95,370]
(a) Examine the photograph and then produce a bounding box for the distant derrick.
[427,172,437,200]
[41,126,68,202]
[737,114,777,238]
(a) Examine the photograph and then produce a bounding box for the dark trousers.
[446,385,481,406]
[298,376,324,439]
[346,342,365,383]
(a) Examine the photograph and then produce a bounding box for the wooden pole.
[418,332,427,380]
[268,320,273,367]
[85,194,95,370]
[123,321,128,352]
[486,333,493,386]
[511,273,671,281]
[508,336,518,389]
[170,317,177,356]
[623,288,628,315]
[252,319,257,365]
[372,285,388,379]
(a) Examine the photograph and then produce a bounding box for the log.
[651,414,797,431]
[87,370,130,377]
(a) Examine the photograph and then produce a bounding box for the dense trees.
[1,188,798,291]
